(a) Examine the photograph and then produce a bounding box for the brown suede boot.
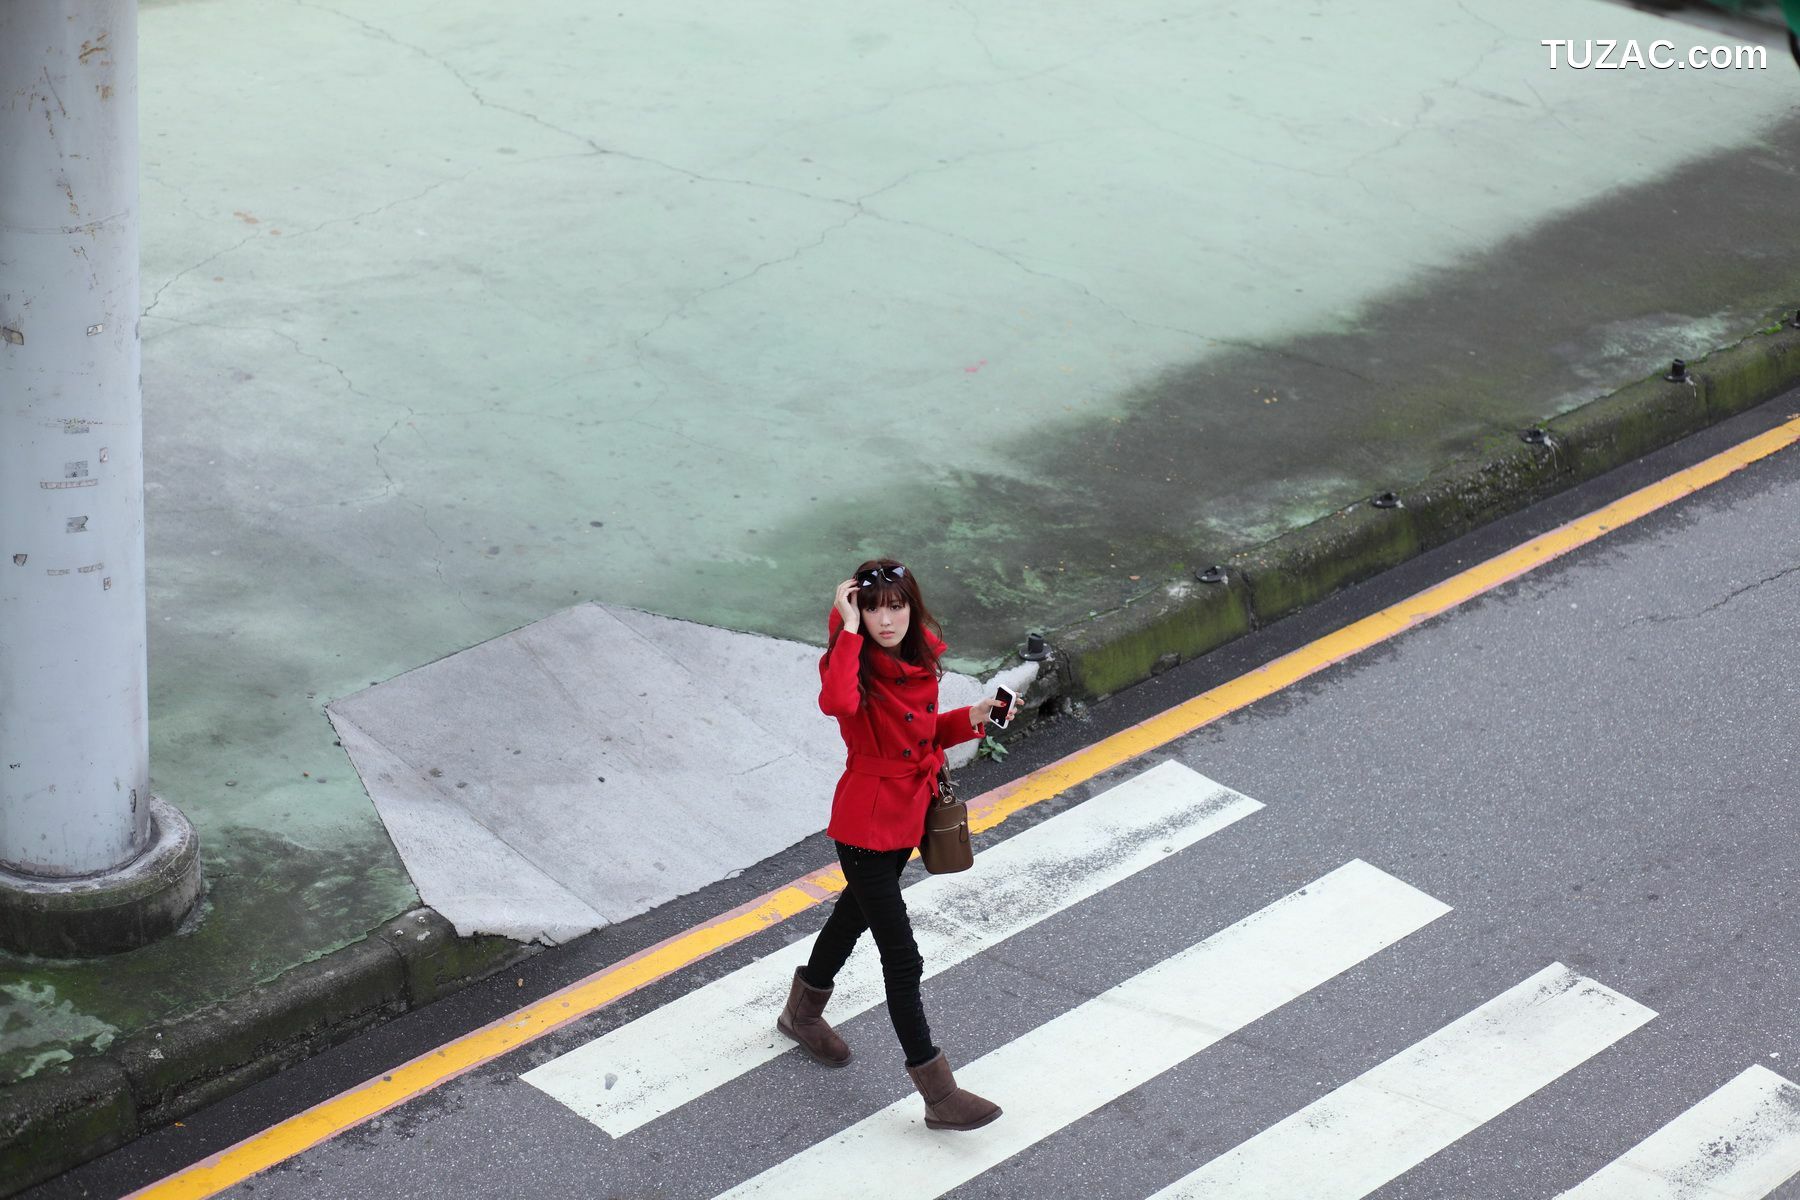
[905,1051,1001,1131]
[777,966,852,1067]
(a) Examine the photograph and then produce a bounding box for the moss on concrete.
[0,1057,136,1195]
[372,909,534,1008]
[1231,502,1421,627]
[1546,376,1710,481]
[1700,328,1800,419]
[0,823,415,1088]
[1058,578,1253,700]
[115,934,408,1127]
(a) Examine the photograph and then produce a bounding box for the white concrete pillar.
[0,0,200,955]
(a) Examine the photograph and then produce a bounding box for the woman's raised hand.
[834,578,861,633]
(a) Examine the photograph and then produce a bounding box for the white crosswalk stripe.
[1147,963,1656,1199]
[522,760,1263,1136]
[1555,1065,1800,1199]
[712,859,1451,1200]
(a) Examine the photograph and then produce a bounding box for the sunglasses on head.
[855,565,907,588]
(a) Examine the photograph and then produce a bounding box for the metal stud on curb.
[1521,427,1551,446]
[1196,565,1228,584]
[1371,492,1403,509]
[1020,632,1049,661]
[1666,358,1688,383]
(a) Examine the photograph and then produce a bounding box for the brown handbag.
[919,766,973,874]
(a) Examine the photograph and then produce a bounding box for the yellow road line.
[130,415,1800,1200]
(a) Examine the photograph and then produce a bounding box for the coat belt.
[845,749,945,791]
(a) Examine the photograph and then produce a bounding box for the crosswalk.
[720,860,1449,1199]
[521,760,1263,1135]
[520,762,1800,1199]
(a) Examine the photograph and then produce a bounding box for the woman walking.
[776,558,1019,1131]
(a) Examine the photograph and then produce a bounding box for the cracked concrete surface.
[1627,563,1800,626]
[6,0,1798,1082]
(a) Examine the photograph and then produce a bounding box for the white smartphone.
[988,685,1018,729]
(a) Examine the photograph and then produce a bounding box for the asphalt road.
[34,393,1800,1198]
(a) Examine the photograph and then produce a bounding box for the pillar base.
[0,796,203,958]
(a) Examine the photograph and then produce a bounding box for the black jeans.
[802,842,937,1067]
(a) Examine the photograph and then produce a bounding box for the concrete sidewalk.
[5,0,1800,1189]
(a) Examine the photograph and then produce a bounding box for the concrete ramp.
[326,604,1034,943]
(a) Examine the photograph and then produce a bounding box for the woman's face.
[861,595,911,650]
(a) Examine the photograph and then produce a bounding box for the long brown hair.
[850,557,944,701]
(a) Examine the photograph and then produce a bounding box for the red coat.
[818,606,986,850]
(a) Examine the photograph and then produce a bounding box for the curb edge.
[0,908,534,1197]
